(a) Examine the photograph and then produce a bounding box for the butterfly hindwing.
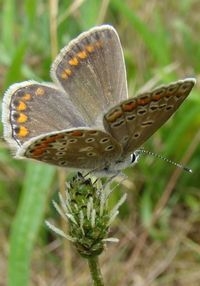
[18,128,122,169]
[103,78,195,155]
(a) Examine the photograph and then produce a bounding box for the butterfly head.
[94,152,140,177]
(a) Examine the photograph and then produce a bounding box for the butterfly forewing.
[20,129,122,169]
[51,25,128,126]
[2,82,86,150]
[103,79,195,155]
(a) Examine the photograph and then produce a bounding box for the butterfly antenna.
[137,149,192,173]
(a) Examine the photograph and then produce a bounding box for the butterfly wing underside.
[103,79,195,155]
[18,128,122,169]
[2,82,86,151]
[51,25,128,126]
[1,23,196,173]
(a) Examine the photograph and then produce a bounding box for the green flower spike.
[46,172,126,258]
[46,172,127,285]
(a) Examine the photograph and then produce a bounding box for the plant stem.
[87,256,104,286]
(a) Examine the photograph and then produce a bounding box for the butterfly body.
[2,25,196,175]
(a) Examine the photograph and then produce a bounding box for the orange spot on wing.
[35,87,45,96]
[16,101,27,111]
[65,69,72,75]
[152,89,165,101]
[32,147,46,157]
[70,130,84,137]
[61,69,72,79]
[95,40,103,48]
[46,134,64,143]
[77,50,88,59]
[69,57,79,66]
[107,110,123,122]
[22,93,31,100]
[137,96,151,106]
[17,113,28,123]
[16,126,29,137]
[152,94,162,101]
[30,134,65,157]
[122,101,137,111]
[86,44,95,53]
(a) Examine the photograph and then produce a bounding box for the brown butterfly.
[2,25,196,175]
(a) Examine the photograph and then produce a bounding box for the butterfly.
[2,25,195,175]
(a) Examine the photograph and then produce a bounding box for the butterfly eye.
[131,152,140,164]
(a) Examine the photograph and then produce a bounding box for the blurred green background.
[0,1,199,285]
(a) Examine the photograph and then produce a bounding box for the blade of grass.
[3,41,27,89]
[8,162,55,286]
[111,0,171,66]
[79,0,103,28]
[1,0,16,54]
[163,103,199,155]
